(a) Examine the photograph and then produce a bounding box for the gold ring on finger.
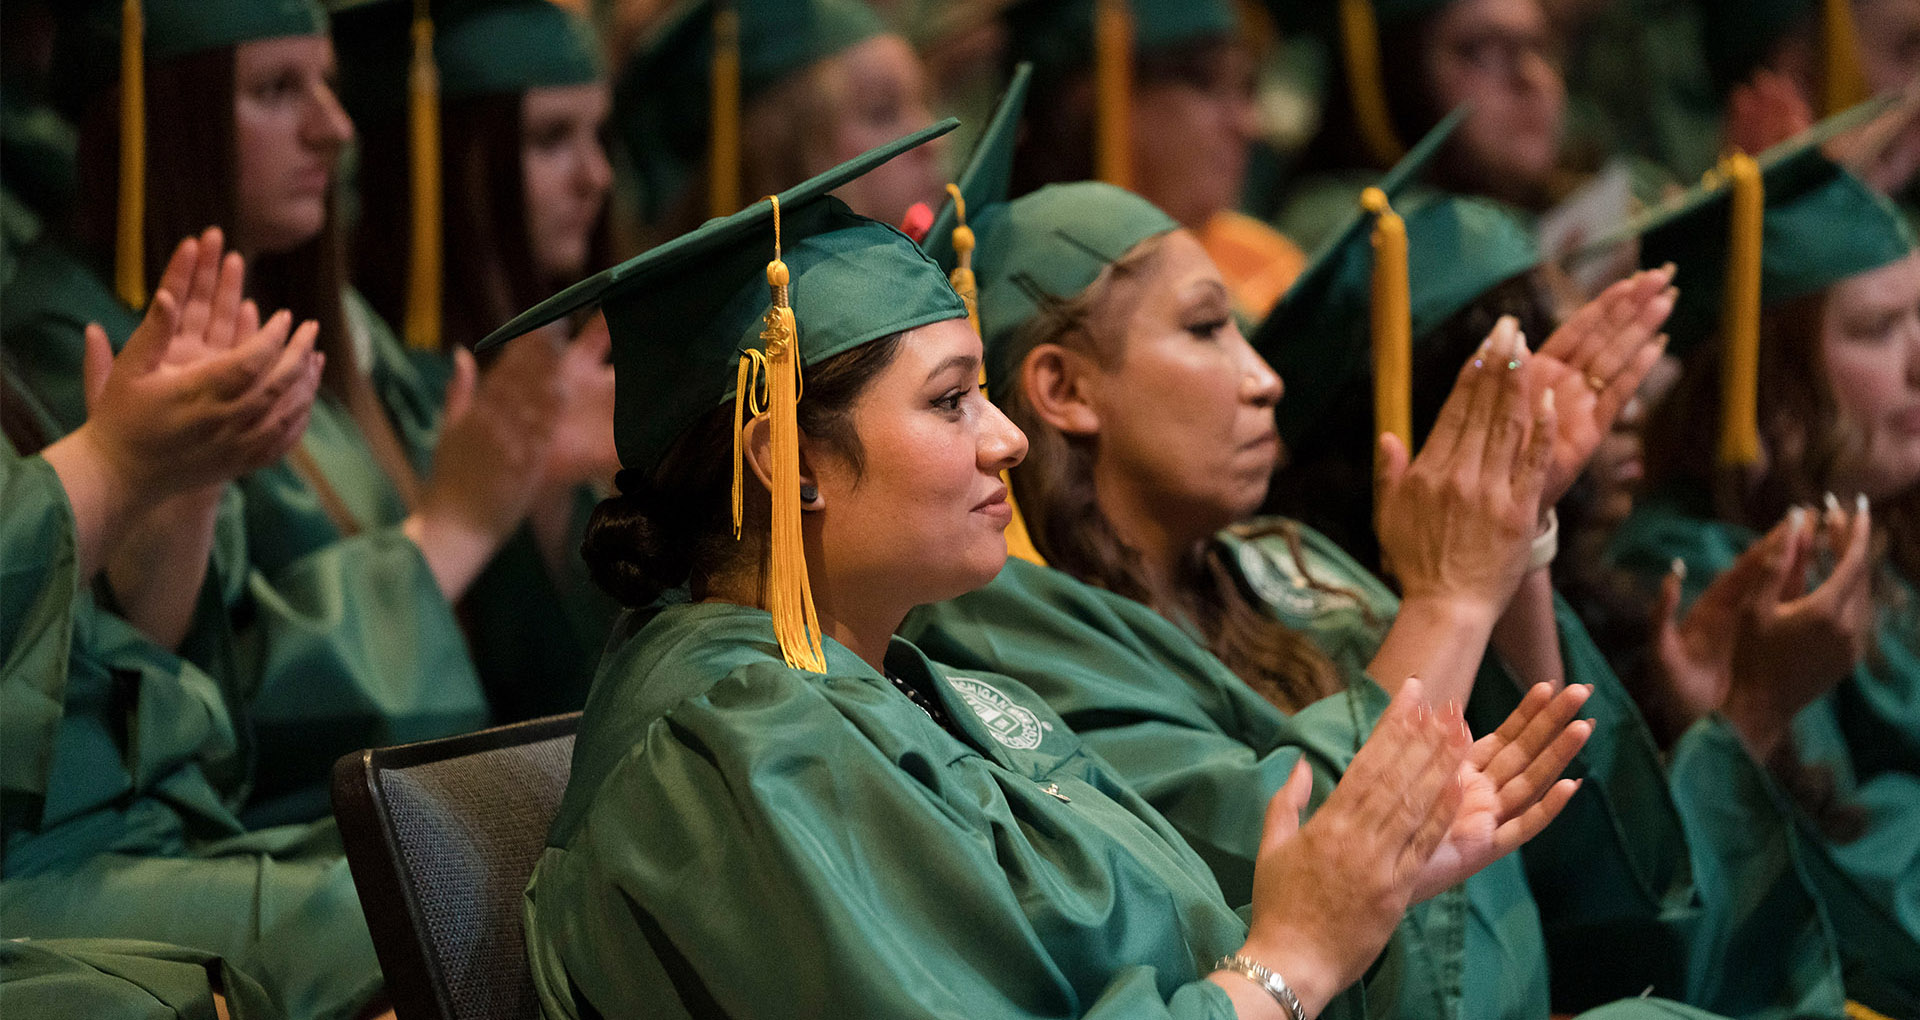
[1585,373,1607,392]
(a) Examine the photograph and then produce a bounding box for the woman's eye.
[1186,318,1230,340]
[934,387,970,412]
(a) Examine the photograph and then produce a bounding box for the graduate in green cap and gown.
[616,0,944,242]
[1265,0,1579,251]
[1,0,598,826]
[903,81,1842,1018]
[334,0,622,721]
[1,230,385,1020]
[496,121,1597,1020]
[995,0,1310,321]
[1603,124,1920,1018]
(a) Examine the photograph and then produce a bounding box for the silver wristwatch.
[1214,954,1309,1020]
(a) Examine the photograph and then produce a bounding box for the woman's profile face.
[806,316,1028,609]
[1424,0,1564,200]
[522,81,614,282]
[1855,0,1920,96]
[1820,251,1920,501]
[1067,230,1283,538]
[233,35,354,255]
[817,34,942,228]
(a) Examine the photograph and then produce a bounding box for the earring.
[799,483,819,506]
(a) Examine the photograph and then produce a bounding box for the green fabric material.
[902,552,1498,1020]
[525,600,1282,1019]
[1261,191,1539,452]
[1608,493,1920,1016]
[478,121,968,474]
[0,938,281,1020]
[460,484,620,722]
[1000,0,1240,77]
[1559,0,1725,184]
[922,62,1030,272]
[1624,114,1916,355]
[0,243,491,829]
[67,0,327,62]
[1269,171,1393,257]
[0,433,381,1020]
[612,0,887,222]
[971,182,1179,397]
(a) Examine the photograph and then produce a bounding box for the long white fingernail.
[1540,388,1556,415]
[1788,506,1807,535]
[1857,492,1870,517]
[1824,492,1841,517]
[1670,557,1686,580]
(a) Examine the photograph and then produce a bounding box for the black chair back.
[331,713,580,1020]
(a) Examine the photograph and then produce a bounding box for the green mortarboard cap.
[53,0,328,114]
[1002,0,1239,75]
[1609,97,1915,356]
[1254,108,1542,446]
[333,0,601,113]
[970,183,1178,399]
[923,63,1032,271]
[478,119,968,474]
[615,0,887,222]
[436,0,602,97]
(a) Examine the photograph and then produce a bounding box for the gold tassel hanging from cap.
[1363,187,1412,450]
[1822,0,1871,116]
[710,1,742,219]
[730,195,828,672]
[1717,153,1763,467]
[1094,0,1134,188]
[945,183,1047,567]
[116,0,147,309]
[405,0,443,351]
[1339,0,1407,169]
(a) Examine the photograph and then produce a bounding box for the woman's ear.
[1022,343,1103,436]
[741,413,827,511]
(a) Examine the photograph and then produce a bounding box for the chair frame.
[331,712,581,1020]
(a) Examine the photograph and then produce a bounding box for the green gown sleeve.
[0,938,281,1020]
[0,437,381,1020]
[528,602,1279,1020]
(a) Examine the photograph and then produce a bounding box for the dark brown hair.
[994,234,1352,713]
[72,45,355,395]
[351,92,614,352]
[583,333,904,607]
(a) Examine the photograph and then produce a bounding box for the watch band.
[1214,954,1309,1020]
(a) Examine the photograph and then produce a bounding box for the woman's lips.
[974,485,1012,524]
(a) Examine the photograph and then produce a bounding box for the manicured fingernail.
[1788,506,1807,534]
[1824,492,1841,518]
[1540,388,1556,416]
[1670,557,1686,580]
[1856,492,1870,516]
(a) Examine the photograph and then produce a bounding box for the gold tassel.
[1823,0,1871,116]
[1846,1001,1896,1020]
[710,3,742,220]
[1094,0,1133,189]
[1363,187,1412,450]
[1339,0,1407,169]
[405,0,443,351]
[116,0,146,309]
[734,196,828,671]
[1718,153,1763,467]
[945,184,1047,567]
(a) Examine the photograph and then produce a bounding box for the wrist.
[402,509,500,601]
[1394,591,1502,637]
[1225,935,1340,1020]
[1718,686,1790,761]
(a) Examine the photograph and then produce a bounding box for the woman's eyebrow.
[925,353,981,382]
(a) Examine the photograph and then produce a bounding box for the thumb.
[443,346,478,425]
[82,323,116,414]
[1262,757,1314,852]
[1650,561,1684,637]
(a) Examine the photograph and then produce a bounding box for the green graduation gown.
[1,242,490,825]
[1609,491,1920,1017]
[0,430,381,1020]
[902,519,1841,1019]
[525,599,1370,1020]
[0,938,281,1020]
